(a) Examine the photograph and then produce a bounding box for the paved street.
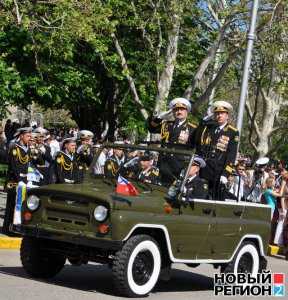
[0,191,287,300]
[0,250,287,300]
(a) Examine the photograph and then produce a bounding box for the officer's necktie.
[215,127,221,134]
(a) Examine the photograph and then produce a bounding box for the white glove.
[39,145,46,154]
[203,106,213,121]
[123,156,139,168]
[27,182,40,189]
[157,109,173,120]
[64,179,75,183]
[220,176,228,185]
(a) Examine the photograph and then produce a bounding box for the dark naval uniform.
[31,144,53,185]
[138,166,160,185]
[104,155,125,178]
[167,162,209,201]
[195,122,239,197]
[54,151,78,184]
[148,117,197,185]
[148,117,197,146]
[76,144,94,183]
[3,142,30,235]
[182,175,209,200]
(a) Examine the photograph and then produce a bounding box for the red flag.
[116,175,139,196]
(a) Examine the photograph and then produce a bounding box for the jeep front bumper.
[12,224,123,251]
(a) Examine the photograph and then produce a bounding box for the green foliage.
[0,0,286,157]
[0,0,207,136]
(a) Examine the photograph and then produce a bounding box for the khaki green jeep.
[14,144,271,297]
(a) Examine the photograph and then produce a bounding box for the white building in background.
[2,104,43,127]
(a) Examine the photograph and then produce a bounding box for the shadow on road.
[0,263,214,296]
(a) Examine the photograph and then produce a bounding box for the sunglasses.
[173,107,187,111]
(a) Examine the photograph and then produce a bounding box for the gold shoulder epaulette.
[152,169,159,176]
[228,124,238,132]
[56,155,62,164]
[188,122,197,128]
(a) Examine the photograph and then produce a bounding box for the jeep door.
[202,200,245,260]
[168,199,214,259]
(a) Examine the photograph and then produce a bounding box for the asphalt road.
[0,250,287,300]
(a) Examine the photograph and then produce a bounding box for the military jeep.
[14,144,271,297]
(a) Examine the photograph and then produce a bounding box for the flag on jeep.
[13,181,27,225]
[116,175,139,196]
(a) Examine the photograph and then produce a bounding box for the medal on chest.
[216,135,230,152]
[178,128,189,144]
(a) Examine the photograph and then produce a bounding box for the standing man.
[148,98,197,146]
[32,127,53,185]
[2,127,32,236]
[148,98,197,184]
[54,137,78,184]
[46,133,60,159]
[194,101,239,199]
[104,144,126,178]
[76,130,94,182]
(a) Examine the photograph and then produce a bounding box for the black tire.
[221,241,260,277]
[112,234,161,297]
[68,257,82,266]
[20,237,66,278]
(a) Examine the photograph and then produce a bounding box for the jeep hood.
[28,179,168,212]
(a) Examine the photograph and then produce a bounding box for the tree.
[242,1,288,157]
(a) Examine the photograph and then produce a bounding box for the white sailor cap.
[192,155,206,168]
[61,136,77,149]
[212,100,233,113]
[33,127,49,137]
[169,98,191,112]
[14,127,32,137]
[78,130,94,140]
[255,157,269,166]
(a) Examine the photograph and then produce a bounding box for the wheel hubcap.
[237,253,253,273]
[132,250,154,285]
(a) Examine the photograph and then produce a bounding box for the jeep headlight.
[27,195,40,211]
[93,205,108,222]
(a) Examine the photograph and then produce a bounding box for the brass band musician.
[54,137,78,184]
[2,127,32,236]
[76,130,94,182]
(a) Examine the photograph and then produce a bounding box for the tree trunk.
[154,16,180,114]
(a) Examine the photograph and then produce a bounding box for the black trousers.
[2,187,17,236]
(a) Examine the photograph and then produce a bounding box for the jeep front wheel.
[112,235,161,297]
[221,242,260,277]
[20,237,66,278]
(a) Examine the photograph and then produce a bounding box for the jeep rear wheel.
[20,237,66,278]
[112,235,161,297]
[221,242,260,277]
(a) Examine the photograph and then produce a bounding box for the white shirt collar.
[16,142,29,153]
[178,119,186,126]
[187,174,197,182]
[218,122,227,131]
